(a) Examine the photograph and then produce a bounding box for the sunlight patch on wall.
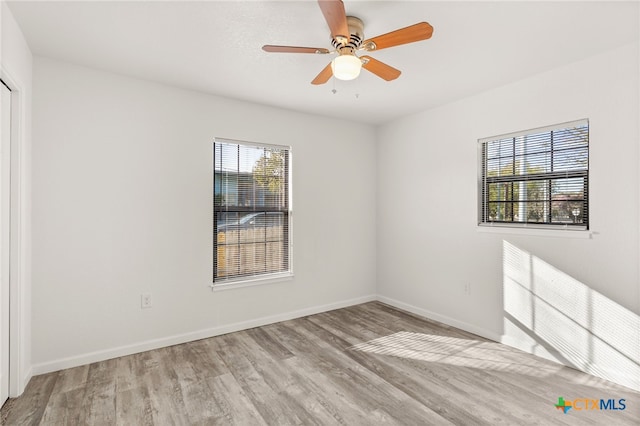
[350,331,561,377]
[503,240,640,391]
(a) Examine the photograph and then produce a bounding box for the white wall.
[377,42,640,391]
[31,57,377,372]
[0,1,32,395]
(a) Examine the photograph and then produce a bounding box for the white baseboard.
[27,293,640,394]
[9,366,33,398]
[32,294,377,376]
[376,295,502,342]
[21,367,32,393]
[499,334,564,364]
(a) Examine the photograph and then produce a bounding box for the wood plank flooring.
[2,302,639,425]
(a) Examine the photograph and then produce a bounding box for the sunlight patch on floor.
[349,331,561,377]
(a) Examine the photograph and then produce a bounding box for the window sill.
[477,224,592,239]
[210,272,294,292]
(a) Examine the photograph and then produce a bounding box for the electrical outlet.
[141,293,153,309]
[464,283,471,295]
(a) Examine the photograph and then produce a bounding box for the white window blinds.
[479,119,589,229]
[213,139,291,283]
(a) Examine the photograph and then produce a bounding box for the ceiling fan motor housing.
[332,16,364,55]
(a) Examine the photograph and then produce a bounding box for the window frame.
[212,138,293,288]
[477,119,589,231]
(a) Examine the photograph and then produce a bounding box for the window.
[478,119,588,230]
[213,138,291,284]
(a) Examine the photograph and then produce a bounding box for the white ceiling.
[7,0,640,125]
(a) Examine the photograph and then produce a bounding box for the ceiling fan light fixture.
[331,54,362,80]
[263,1,434,85]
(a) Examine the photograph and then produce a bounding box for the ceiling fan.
[262,0,434,85]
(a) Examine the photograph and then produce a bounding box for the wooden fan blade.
[317,0,349,41]
[311,62,333,85]
[362,22,433,51]
[361,56,401,81]
[262,45,330,54]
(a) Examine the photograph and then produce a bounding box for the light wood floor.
[1,302,638,425]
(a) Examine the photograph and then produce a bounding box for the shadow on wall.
[502,240,640,391]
